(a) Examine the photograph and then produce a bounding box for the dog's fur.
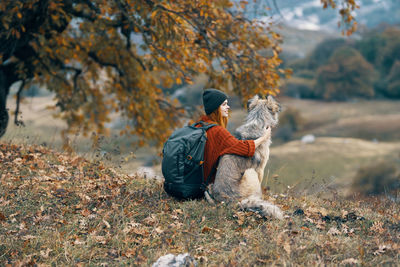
[206,95,284,220]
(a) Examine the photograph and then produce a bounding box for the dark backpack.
[162,121,216,200]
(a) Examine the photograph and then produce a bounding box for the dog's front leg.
[257,146,270,183]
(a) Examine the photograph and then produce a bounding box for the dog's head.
[247,95,281,127]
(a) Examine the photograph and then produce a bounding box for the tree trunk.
[0,68,11,138]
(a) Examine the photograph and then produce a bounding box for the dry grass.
[1,143,399,266]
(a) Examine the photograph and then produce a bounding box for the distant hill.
[241,0,400,32]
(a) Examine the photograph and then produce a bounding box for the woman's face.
[220,99,230,117]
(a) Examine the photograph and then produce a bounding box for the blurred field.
[3,95,400,195]
[267,137,400,194]
[229,97,400,141]
[280,97,400,141]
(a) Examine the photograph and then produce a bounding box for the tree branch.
[88,51,124,76]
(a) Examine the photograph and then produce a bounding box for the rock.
[301,134,315,144]
[152,253,197,267]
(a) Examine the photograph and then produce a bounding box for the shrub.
[279,107,305,132]
[352,162,400,196]
[274,107,305,142]
[274,124,294,142]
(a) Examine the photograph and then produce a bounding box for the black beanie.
[202,88,228,115]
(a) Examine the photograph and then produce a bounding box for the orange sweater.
[197,115,255,184]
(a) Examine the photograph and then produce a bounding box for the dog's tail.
[239,195,284,220]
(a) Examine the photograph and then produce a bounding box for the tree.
[0,0,358,147]
[314,46,375,101]
[383,60,400,98]
[290,38,348,73]
[355,26,400,99]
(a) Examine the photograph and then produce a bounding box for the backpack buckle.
[200,183,207,191]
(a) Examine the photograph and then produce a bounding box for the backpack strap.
[192,120,218,197]
[190,121,216,130]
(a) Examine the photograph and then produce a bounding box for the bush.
[352,162,400,196]
[279,107,305,132]
[274,107,305,142]
[274,124,294,143]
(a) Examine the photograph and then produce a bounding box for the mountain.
[242,0,400,32]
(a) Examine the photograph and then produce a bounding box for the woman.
[198,88,271,184]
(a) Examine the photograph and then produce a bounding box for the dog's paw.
[240,196,284,220]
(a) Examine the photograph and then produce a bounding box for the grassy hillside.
[1,143,399,266]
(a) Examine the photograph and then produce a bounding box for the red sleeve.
[212,126,255,157]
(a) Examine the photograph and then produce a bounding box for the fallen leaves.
[123,221,149,237]
[0,212,6,221]
[305,206,329,217]
[102,219,111,229]
[123,247,136,258]
[40,248,53,259]
[341,258,360,264]
[370,221,385,234]
[21,235,37,241]
[1,143,399,266]
[327,227,341,236]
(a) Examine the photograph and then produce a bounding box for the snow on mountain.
[244,0,400,32]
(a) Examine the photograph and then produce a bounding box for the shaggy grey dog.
[206,95,284,219]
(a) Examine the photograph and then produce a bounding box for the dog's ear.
[266,95,281,112]
[247,95,259,111]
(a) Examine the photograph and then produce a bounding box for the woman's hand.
[254,127,271,148]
